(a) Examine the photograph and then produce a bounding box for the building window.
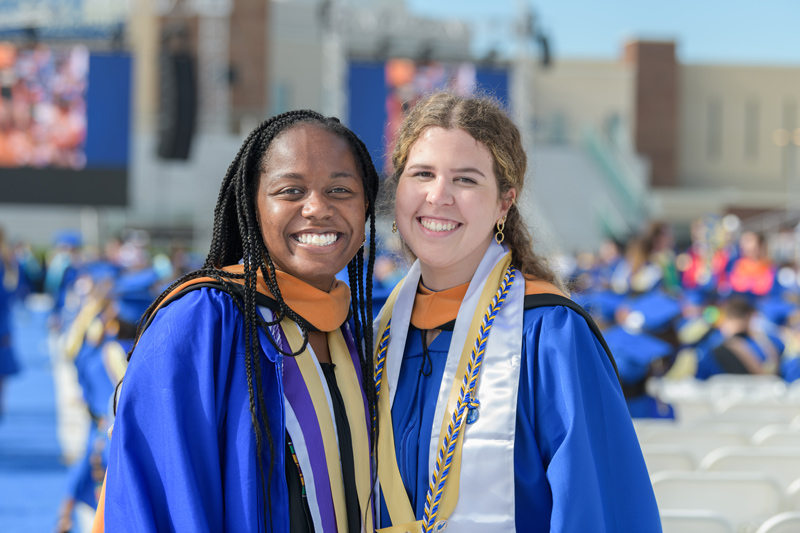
[783,100,797,131]
[707,98,723,160]
[744,99,759,161]
[271,81,291,116]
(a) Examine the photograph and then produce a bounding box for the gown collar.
[411,282,469,330]
[221,264,351,333]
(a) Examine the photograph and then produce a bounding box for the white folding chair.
[661,509,735,533]
[705,374,786,397]
[671,400,716,424]
[786,479,800,511]
[755,512,800,533]
[633,418,679,441]
[699,446,800,489]
[649,377,710,402]
[715,402,800,425]
[785,380,800,402]
[660,510,734,533]
[641,427,750,463]
[641,444,695,475]
[651,471,785,530]
[687,418,773,440]
[752,425,800,447]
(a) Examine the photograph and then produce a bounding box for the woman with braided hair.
[373,93,661,532]
[93,110,380,532]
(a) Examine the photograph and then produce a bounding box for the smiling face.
[395,126,514,290]
[256,123,366,292]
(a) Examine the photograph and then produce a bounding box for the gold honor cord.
[63,296,106,360]
[375,254,514,532]
[101,341,129,384]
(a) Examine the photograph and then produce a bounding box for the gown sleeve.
[102,289,246,532]
[515,306,662,532]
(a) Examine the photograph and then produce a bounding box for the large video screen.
[348,58,510,176]
[0,42,131,206]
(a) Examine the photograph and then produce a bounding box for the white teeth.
[296,233,338,246]
[420,218,457,232]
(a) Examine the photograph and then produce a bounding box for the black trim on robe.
[320,362,361,533]
[711,332,753,374]
[286,434,314,533]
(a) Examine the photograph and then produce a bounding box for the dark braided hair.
[128,110,379,530]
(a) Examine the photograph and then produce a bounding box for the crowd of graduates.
[566,215,800,420]
[1,225,403,530]
[0,227,201,531]
[1,212,800,528]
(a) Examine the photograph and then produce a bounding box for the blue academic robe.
[67,336,125,508]
[383,305,662,532]
[0,261,19,377]
[104,288,289,532]
[695,329,784,380]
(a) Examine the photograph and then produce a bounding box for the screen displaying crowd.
[0,42,89,170]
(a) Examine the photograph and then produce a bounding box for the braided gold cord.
[374,268,516,532]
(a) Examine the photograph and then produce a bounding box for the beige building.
[670,64,800,219]
[3,2,797,255]
[522,41,800,249]
[0,0,473,249]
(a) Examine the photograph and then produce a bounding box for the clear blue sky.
[405,0,799,65]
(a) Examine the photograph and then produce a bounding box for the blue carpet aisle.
[0,303,69,532]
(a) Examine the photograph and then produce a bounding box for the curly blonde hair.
[386,91,563,290]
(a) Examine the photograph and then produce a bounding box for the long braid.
[232,138,274,523]
[126,109,380,530]
[332,125,380,511]
[364,212,377,433]
[357,254,367,345]
[242,136,286,524]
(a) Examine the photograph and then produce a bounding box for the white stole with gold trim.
[375,241,523,531]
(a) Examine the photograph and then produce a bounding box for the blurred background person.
[726,231,776,299]
[0,227,21,417]
[694,296,783,380]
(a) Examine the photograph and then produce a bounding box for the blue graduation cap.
[603,325,674,385]
[53,229,82,248]
[80,260,122,283]
[111,268,160,325]
[681,286,719,308]
[573,289,626,324]
[621,290,683,334]
[757,295,797,327]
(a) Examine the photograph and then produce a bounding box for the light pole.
[772,126,800,214]
[319,0,345,120]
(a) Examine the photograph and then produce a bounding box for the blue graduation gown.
[383,305,662,532]
[0,261,20,377]
[67,337,124,508]
[104,288,288,532]
[695,329,784,379]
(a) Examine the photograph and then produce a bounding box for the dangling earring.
[392,220,397,234]
[495,215,507,244]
